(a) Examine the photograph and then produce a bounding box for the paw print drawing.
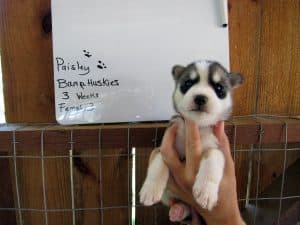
[97,60,107,69]
[83,50,92,58]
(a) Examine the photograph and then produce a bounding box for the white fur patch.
[212,73,221,83]
[190,71,197,80]
[195,61,209,84]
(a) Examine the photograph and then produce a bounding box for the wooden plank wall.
[0,1,300,225]
[0,0,54,122]
[256,0,300,115]
[229,0,300,116]
[0,0,299,122]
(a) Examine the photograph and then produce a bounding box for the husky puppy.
[140,60,243,222]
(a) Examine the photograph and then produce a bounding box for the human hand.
[160,120,244,225]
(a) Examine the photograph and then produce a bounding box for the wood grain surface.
[0,0,299,122]
[228,0,262,116]
[256,0,300,115]
[0,0,54,123]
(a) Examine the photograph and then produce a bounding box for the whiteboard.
[51,0,229,124]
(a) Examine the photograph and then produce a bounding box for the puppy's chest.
[175,126,218,159]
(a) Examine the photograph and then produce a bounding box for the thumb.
[213,121,232,161]
[160,123,184,175]
[161,123,178,150]
[184,119,202,175]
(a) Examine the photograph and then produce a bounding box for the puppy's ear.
[172,65,185,81]
[229,73,244,88]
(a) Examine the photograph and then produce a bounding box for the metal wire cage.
[0,115,299,225]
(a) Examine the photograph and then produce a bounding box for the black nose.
[194,95,208,106]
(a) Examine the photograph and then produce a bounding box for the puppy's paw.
[169,203,190,222]
[139,181,164,206]
[193,178,219,211]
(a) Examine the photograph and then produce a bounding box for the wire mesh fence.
[0,115,299,225]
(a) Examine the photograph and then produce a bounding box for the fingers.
[162,148,184,176]
[161,123,178,150]
[213,121,234,166]
[167,176,194,205]
[162,119,204,194]
[160,123,184,176]
[191,208,202,225]
[185,119,202,154]
[185,119,202,173]
[167,176,187,199]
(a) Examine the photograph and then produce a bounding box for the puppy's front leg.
[192,149,225,211]
[140,150,169,206]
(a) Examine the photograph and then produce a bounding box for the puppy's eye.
[185,80,193,88]
[180,79,194,94]
[216,83,223,91]
[214,83,226,99]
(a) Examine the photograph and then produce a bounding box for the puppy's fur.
[140,60,243,221]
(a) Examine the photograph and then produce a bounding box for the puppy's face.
[172,60,243,127]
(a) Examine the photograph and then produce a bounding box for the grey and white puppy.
[140,60,243,222]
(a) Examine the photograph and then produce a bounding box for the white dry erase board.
[52,0,229,124]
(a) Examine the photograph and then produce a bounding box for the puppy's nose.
[194,95,208,107]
